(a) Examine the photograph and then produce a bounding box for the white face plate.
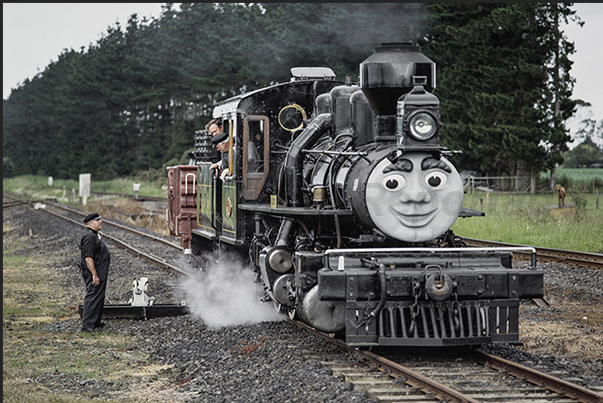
[365,152,463,243]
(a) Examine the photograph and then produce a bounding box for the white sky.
[3,3,165,97]
[3,3,603,143]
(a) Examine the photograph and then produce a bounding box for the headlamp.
[409,111,437,141]
[395,76,442,153]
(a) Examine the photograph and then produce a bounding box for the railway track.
[463,237,603,270]
[3,193,26,208]
[292,320,603,403]
[3,200,27,209]
[90,190,167,203]
[5,193,603,402]
[4,193,190,276]
[47,203,189,275]
[43,200,182,251]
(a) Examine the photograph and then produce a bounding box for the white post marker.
[79,173,91,205]
[133,183,141,200]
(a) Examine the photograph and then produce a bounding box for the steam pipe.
[354,264,388,329]
[368,264,388,320]
[326,134,353,248]
[275,218,296,246]
[284,113,333,206]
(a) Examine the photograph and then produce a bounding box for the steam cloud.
[177,250,285,329]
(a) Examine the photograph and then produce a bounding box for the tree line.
[3,3,583,180]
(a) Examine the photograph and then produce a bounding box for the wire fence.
[465,174,602,194]
[466,176,533,194]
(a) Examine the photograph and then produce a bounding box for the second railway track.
[463,237,603,270]
[20,196,193,276]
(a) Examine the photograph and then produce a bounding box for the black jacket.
[79,228,110,281]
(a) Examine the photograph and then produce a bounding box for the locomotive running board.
[78,303,189,320]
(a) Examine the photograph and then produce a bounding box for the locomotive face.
[365,152,463,243]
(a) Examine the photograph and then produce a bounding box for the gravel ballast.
[4,202,602,401]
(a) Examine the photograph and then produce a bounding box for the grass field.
[2,220,163,403]
[452,191,603,253]
[3,175,168,200]
[541,167,603,191]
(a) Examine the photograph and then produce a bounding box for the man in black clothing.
[79,212,110,332]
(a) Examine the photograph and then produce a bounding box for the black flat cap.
[83,213,102,223]
[211,132,228,144]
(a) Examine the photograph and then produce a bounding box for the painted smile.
[390,207,437,228]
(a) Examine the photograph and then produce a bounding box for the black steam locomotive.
[167,42,543,347]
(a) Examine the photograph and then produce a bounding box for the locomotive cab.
[168,67,343,249]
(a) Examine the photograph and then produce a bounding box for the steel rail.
[291,318,603,403]
[35,204,188,276]
[289,319,480,403]
[43,200,183,251]
[3,200,27,209]
[473,349,603,403]
[89,191,166,202]
[464,237,603,269]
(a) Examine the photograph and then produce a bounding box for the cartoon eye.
[424,172,448,189]
[382,174,406,191]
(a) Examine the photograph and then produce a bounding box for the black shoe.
[95,321,106,328]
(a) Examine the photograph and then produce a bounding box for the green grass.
[2,382,95,403]
[91,177,167,197]
[3,175,168,201]
[540,167,603,190]
[452,192,603,253]
[3,229,152,403]
[556,167,603,181]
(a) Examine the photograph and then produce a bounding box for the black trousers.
[81,269,107,330]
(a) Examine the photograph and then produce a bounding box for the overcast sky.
[3,3,603,144]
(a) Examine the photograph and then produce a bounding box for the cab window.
[243,116,269,200]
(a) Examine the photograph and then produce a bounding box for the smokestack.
[360,42,436,116]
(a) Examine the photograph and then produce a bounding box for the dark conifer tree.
[423,3,579,176]
[2,2,582,181]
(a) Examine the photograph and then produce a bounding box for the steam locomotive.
[167,42,543,347]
